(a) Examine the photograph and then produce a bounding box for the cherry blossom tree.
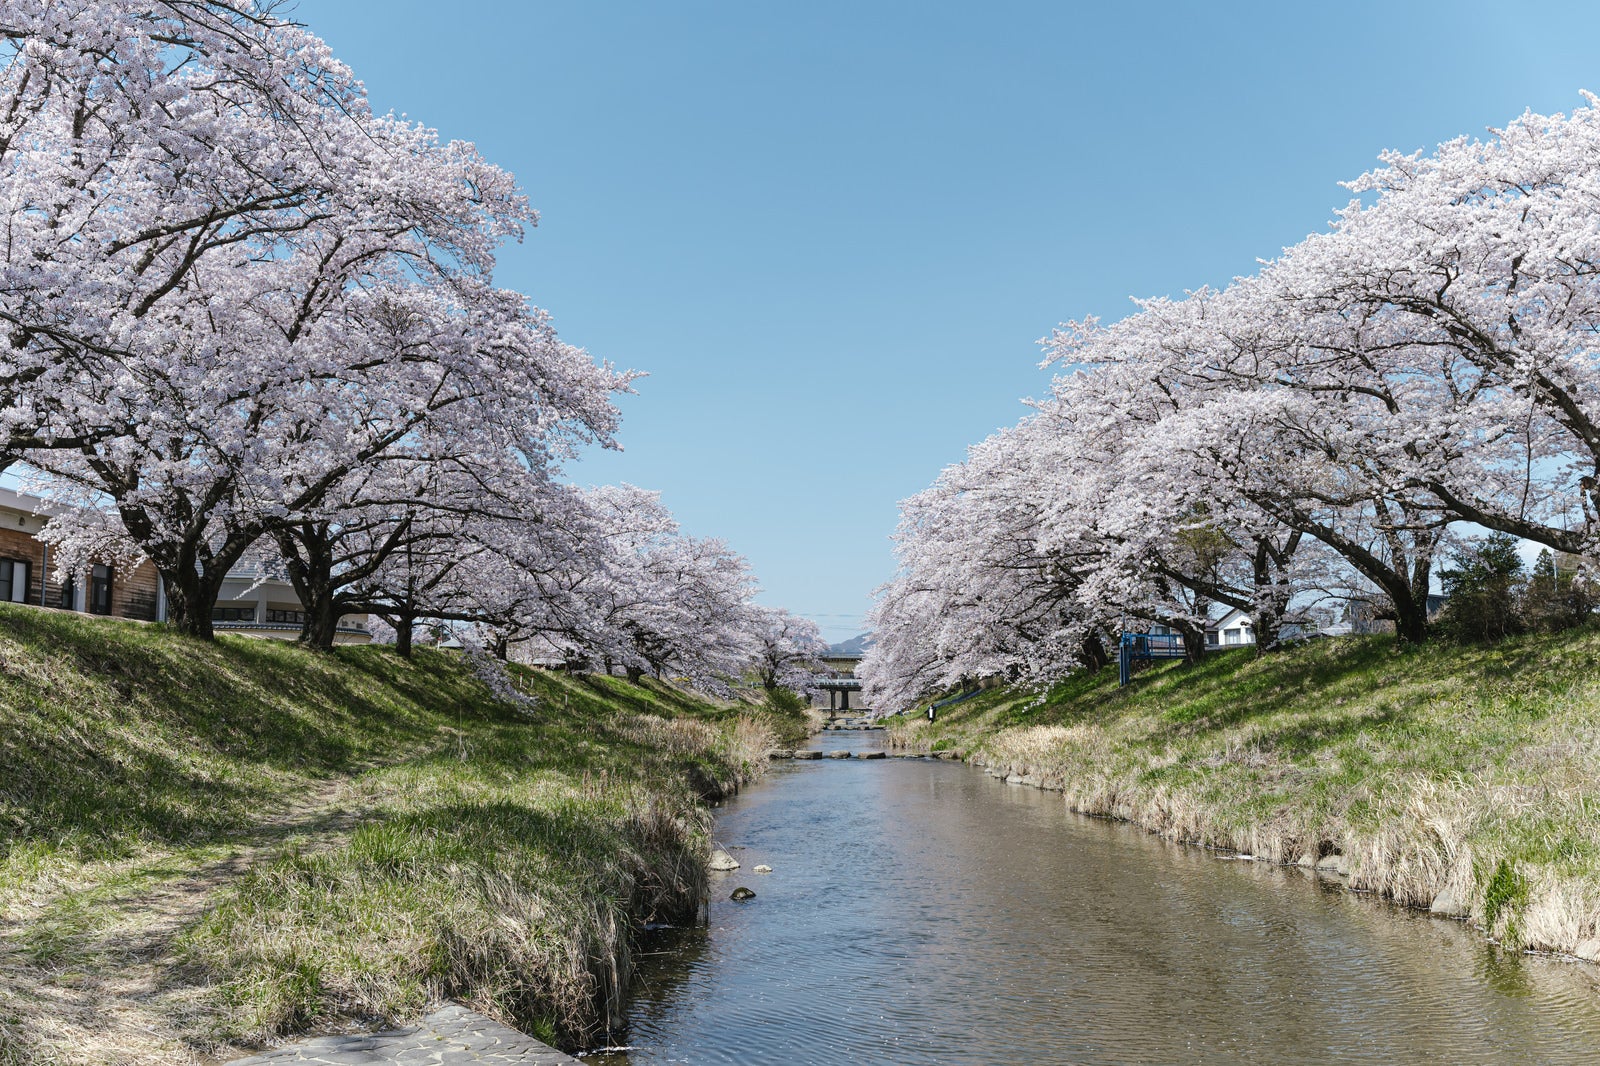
[1044,281,1448,645]
[6,2,638,638]
[0,1,471,467]
[869,97,1600,705]
[566,486,760,691]
[861,415,1118,710]
[1274,97,1600,556]
[750,607,827,694]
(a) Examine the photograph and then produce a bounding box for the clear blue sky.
[297,0,1600,641]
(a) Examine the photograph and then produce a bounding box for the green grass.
[0,605,773,1064]
[890,629,1600,955]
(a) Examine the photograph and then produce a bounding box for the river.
[588,731,1600,1064]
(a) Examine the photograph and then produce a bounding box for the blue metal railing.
[931,688,983,711]
[1120,632,1185,657]
[1118,631,1187,686]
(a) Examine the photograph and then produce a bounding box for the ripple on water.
[591,736,1600,1065]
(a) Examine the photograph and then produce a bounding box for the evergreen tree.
[1437,533,1526,643]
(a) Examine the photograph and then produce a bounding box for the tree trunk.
[1250,534,1300,653]
[1078,633,1109,672]
[1176,619,1208,663]
[1375,552,1435,646]
[625,665,644,684]
[393,610,415,658]
[1393,585,1430,644]
[300,601,343,651]
[292,580,345,652]
[160,567,218,639]
[275,527,344,651]
[119,497,262,640]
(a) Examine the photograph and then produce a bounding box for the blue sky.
[297,0,1600,640]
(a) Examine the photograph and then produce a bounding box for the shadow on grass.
[0,605,775,866]
[0,609,501,859]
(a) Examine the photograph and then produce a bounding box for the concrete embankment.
[222,1004,581,1065]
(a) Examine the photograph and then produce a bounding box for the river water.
[588,731,1600,1065]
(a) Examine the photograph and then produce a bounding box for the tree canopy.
[863,96,1600,710]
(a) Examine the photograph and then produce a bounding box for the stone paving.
[224,1004,581,1065]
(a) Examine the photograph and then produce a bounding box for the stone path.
[224,1005,581,1065]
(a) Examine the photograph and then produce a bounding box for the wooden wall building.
[0,486,366,640]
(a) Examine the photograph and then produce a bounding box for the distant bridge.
[813,676,863,711]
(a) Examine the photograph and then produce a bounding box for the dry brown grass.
[894,632,1600,959]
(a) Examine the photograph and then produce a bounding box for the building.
[0,486,160,619]
[211,561,371,643]
[0,486,369,641]
[1205,607,1256,648]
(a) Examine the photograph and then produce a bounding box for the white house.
[211,560,371,643]
[1206,607,1256,648]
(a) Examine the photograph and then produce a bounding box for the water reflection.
[589,733,1600,1065]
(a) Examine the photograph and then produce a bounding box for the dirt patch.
[1,775,373,1065]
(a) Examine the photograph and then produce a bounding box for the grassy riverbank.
[887,630,1600,959]
[0,605,780,1065]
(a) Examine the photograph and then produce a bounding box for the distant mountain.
[828,633,875,656]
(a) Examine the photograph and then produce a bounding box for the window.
[88,564,113,615]
[0,558,28,603]
[59,575,75,610]
[211,605,257,623]
[266,608,307,625]
[1225,628,1241,646]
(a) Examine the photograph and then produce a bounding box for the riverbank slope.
[0,605,781,1064]
[887,631,1600,959]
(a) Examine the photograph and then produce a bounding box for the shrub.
[1436,533,1526,643]
[1522,549,1599,633]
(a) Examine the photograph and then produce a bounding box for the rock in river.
[828,750,852,759]
[754,864,773,873]
[709,847,740,871]
[860,750,887,760]
[730,887,756,901]
[1429,887,1470,918]
[794,750,823,760]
